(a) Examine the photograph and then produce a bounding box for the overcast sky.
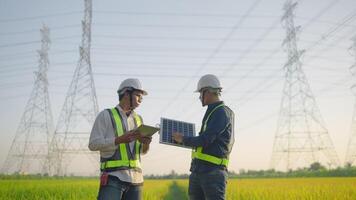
[0,0,356,175]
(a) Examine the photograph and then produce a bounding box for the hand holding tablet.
[136,124,160,137]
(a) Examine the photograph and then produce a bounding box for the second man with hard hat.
[173,74,235,200]
[89,78,151,200]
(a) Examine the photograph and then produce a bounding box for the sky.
[0,0,356,175]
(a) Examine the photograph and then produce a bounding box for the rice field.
[226,178,356,200]
[0,177,355,200]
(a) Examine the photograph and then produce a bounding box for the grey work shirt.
[88,104,144,184]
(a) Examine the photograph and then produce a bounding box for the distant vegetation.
[145,162,356,179]
[0,174,96,180]
[1,162,356,179]
[231,162,356,178]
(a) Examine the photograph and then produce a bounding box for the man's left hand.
[138,136,152,145]
[172,132,183,144]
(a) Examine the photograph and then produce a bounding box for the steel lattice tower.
[1,25,53,175]
[345,36,356,166]
[270,0,340,171]
[50,0,99,176]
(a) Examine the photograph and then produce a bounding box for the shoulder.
[214,105,229,116]
[223,105,234,115]
[222,105,235,121]
[96,109,112,119]
[212,105,234,120]
[208,106,227,123]
[134,113,144,124]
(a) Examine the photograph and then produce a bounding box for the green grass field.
[0,178,355,200]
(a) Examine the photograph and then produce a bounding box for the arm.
[137,114,151,155]
[183,108,228,148]
[140,136,152,155]
[88,110,116,151]
[142,142,150,154]
[115,131,140,144]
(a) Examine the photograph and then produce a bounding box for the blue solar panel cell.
[159,118,196,148]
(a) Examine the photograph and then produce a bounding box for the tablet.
[136,124,160,137]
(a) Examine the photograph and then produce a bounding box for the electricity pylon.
[270,0,340,171]
[345,36,356,166]
[49,0,99,176]
[1,25,54,175]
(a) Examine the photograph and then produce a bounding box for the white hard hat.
[195,74,222,92]
[118,78,148,95]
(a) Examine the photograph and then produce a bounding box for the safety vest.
[100,108,142,171]
[191,103,229,167]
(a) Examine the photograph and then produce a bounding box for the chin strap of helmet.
[201,89,207,107]
[127,89,135,111]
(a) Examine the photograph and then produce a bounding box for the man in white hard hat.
[173,74,235,200]
[89,78,152,200]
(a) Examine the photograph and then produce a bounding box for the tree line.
[145,162,356,179]
[1,162,356,179]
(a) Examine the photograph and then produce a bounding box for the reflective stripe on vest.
[191,104,229,167]
[100,108,142,170]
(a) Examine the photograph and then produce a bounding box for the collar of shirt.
[207,101,224,112]
[116,104,134,117]
[115,104,137,131]
[199,101,224,133]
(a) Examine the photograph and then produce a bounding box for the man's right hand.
[115,131,140,144]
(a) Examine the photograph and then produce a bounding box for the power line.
[93,34,283,42]
[223,1,356,105]
[0,36,80,48]
[296,16,356,29]
[179,0,344,121]
[153,0,264,120]
[0,24,80,36]
[1,25,54,175]
[270,0,340,171]
[0,62,76,71]
[238,75,353,135]
[304,10,356,53]
[219,17,282,86]
[50,0,98,176]
[223,0,345,94]
[93,23,280,30]
[93,10,277,18]
[0,11,82,23]
[0,50,78,61]
[299,0,342,30]
[173,0,349,126]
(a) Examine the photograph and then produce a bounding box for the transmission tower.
[345,36,356,166]
[270,0,340,171]
[49,0,99,176]
[1,25,53,175]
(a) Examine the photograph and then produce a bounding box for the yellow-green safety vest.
[100,108,142,171]
[191,104,229,167]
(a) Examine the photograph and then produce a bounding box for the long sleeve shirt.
[88,105,144,185]
[183,101,235,173]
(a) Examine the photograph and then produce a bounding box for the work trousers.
[188,169,228,200]
[97,175,142,200]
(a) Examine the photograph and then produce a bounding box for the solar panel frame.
[159,117,196,149]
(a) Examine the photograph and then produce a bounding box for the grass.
[163,180,188,200]
[0,177,355,199]
[226,177,356,200]
[0,179,98,200]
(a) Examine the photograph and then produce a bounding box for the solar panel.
[159,118,196,148]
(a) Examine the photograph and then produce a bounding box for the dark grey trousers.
[188,169,228,200]
[97,176,142,200]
